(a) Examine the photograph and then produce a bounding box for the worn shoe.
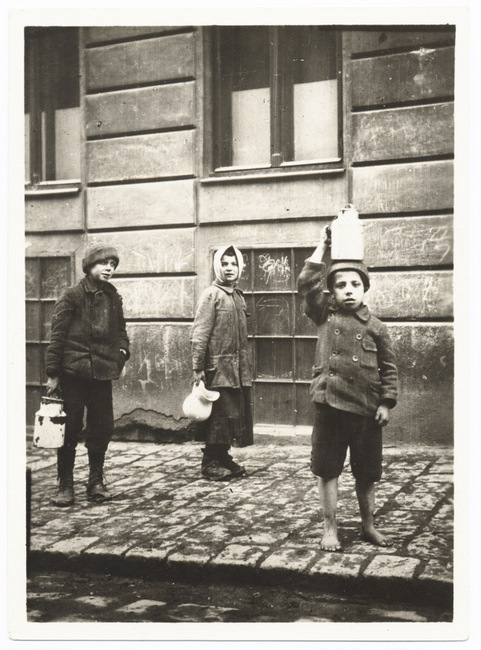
[220,453,246,477]
[87,449,112,502]
[51,479,74,507]
[201,459,233,481]
[51,447,75,506]
[87,480,112,503]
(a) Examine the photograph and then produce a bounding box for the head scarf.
[213,245,244,285]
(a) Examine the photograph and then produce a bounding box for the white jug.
[330,204,364,260]
[33,397,66,448]
[182,381,220,422]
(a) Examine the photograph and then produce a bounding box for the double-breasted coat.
[297,261,397,417]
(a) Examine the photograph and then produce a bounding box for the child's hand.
[307,225,332,263]
[193,370,205,386]
[375,404,390,426]
[321,225,331,248]
[46,376,60,396]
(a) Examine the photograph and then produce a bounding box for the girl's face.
[220,254,239,285]
[332,271,365,311]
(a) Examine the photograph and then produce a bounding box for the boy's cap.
[327,260,370,291]
[82,243,119,273]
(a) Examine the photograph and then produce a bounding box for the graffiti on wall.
[121,325,191,398]
[257,252,291,286]
[128,245,193,273]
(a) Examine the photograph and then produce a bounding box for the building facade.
[25,25,455,445]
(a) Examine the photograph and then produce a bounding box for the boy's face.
[88,258,117,284]
[332,271,365,311]
[220,254,239,284]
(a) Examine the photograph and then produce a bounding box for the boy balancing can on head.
[297,225,398,552]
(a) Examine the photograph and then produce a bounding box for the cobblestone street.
[27,439,454,621]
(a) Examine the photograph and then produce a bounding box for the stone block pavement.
[27,440,454,608]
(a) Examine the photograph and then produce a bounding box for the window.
[212,26,342,172]
[24,27,81,185]
[25,257,71,426]
[238,247,317,426]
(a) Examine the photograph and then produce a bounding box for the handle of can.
[42,396,63,404]
[42,389,63,403]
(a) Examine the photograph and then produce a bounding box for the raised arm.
[306,225,331,264]
[297,225,332,325]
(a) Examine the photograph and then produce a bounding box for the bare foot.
[321,528,342,552]
[360,525,393,547]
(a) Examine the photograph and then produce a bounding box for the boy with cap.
[297,226,397,551]
[45,242,130,506]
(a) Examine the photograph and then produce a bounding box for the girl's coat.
[191,282,252,389]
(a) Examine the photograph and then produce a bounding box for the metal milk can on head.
[33,396,66,448]
[330,204,364,261]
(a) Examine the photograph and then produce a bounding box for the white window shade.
[55,107,81,180]
[294,79,338,162]
[232,88,270,167]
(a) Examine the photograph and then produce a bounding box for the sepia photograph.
[7,1,477,645]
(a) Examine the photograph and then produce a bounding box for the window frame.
[25,254,73,426]
[211,244,318,427]
[24,26,82,190]
[206,26,345,179]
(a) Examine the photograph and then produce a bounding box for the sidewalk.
[27,439,454,608]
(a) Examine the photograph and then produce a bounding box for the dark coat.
[46,276,130,381]
[191,282,252,389]
[298,261,398,417]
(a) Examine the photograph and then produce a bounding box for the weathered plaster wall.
[349,28,455,444]
[81,27,198,434]
[25,26,454,446]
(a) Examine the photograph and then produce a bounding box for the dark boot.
[51,446,75,507]
[86,450,112,503]
[218,445,246,477]
[201,446,233,481]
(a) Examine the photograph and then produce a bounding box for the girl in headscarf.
[190,245,254,480]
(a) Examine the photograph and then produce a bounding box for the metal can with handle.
[330,203,364,261]
[33,396,66,448]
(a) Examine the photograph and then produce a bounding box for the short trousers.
[311,403,382,482]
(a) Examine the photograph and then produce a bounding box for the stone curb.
[28,545,453,610]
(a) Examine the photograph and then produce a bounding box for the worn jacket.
[297,261,397,417]
[191,282,252,389]
[46,276,130,381]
